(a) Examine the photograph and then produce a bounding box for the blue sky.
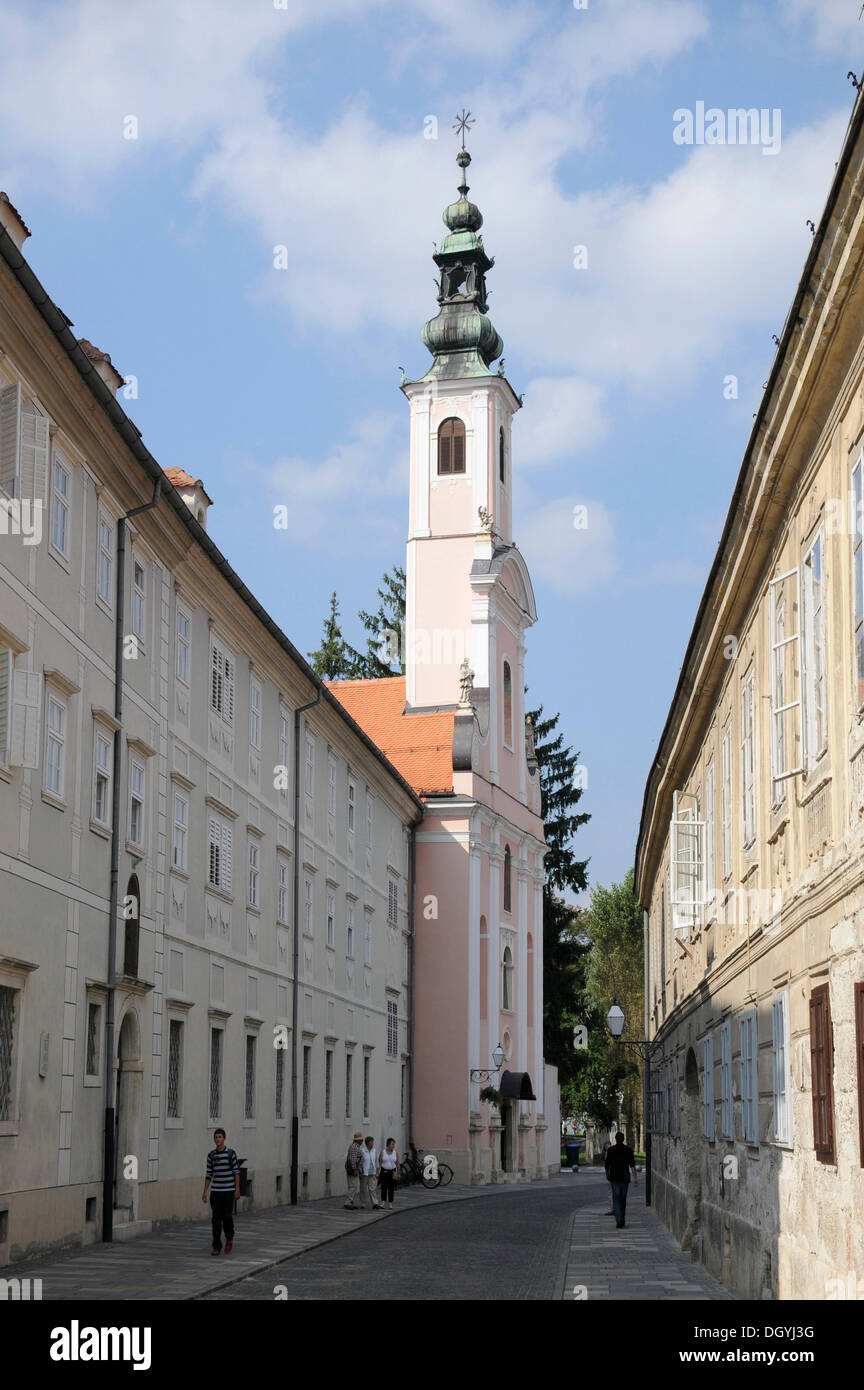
[2,0,863,899]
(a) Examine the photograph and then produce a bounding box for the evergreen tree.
[344,566,406,678]
[307,592,353,680]
[582,870,645,1144]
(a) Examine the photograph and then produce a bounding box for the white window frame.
[741,669,756,847]
[740,1009,759,1146]
[304,735,314,796]
[166,1016,185,1122]
[704,761,716,921]
[128,759,145,846]
[247,838,260,909]
[670,789,703,935]
[328,756,336,816]
[277,856,290,924]
[44,692,66,800]
[346,899,355,957]
[801,529,827,770]
[303,876,313,935]
[326,890,335,948]
[720,1019,732,1139]
[721,722,732,880]
[364,909,372,966]
[279,708,291,773]
[131,556,146,642]
[175,603,190,686]
[50,453,70,559]
[208,1023,224,1120]
[250,677,262,752]
[702,1033,715,1141]
[387,998,398,1058]
[91,726,113,829]
[97,508,114,607]
[172,791,188,872]
[771,989,793,1147]
[208,814,233,893]
[347,777,356,833]
[209,638,235,726]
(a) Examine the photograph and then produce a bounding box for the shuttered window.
[387,877,398,925]
[740,1010,758,1145]
[208,815,232,892]
[772,991,793,1146]
[0,382,21,495]
[20,399,48,503]
[702,1033,715,1140]
[809,983,835,1163]
[437,416,466,474]
[720,1020,733,1138]
[210,640,235,724]
[387,999,398,1058]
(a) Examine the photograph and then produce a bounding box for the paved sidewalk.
[564,1169,733,1300]
[5,1175,569,1301]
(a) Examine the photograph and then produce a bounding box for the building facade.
[0,193,421,1264]
[635,95,864,1299]
[328,147,552,1185]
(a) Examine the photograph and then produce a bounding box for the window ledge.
[89,819,111,840]
[0,764,13,784]
[49,547,71,573]
[164,1117,184,1130]
[125,840,145,858]
[41,789,67,811]
[206,885,234,905]
[169,866,189,881]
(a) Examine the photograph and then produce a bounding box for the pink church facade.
[330,145,554,1183]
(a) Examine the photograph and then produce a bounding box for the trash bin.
[564,1141,581,1170]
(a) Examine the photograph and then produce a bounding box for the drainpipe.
[407,822,417,1148]
[291,688,321,1204]
[102,478,162,1243]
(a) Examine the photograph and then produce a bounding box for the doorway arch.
[682,1047,702,1255]
[115,1008,142,1214]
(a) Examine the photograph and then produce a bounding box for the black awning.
[500,1070,536,1101]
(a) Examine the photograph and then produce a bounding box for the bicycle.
[399,1144,454,1188]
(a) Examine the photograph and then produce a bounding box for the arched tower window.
[503,844,512,913]
[503,660,513,747]
[437,417,465,475]
[499,426,505,484]
[123,874,140,977]
[502,946,514,1010]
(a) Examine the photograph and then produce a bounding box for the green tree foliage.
[307,592,353,680]
[343,566,406,678]
[529,707,589,895]
[581,870,645,1144]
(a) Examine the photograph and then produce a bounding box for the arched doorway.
[115,1009,142,1215]
[682,1047,702,1256]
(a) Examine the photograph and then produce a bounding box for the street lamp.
[605,1002,653,1207]
[470,1043,505,1083]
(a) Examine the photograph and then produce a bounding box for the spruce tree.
[344,566,406,678]
[307,592,352,680]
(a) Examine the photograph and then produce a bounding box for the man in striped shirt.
[202,1128,241,1255]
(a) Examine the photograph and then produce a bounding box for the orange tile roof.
[164,466,213,504]
[325,676,455,795]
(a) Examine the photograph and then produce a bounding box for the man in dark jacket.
[604,1131,638,1228]
[344,1131,365,1209]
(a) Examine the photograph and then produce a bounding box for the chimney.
[78,339,124,394]
[0,192,31,253]
[163,467,213,530]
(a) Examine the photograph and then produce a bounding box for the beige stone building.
[0,192,421,1264]
[635,94,864,1300]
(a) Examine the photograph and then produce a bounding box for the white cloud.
[518,496,618,596]
[779,0,864,50]
[515,378,609,465]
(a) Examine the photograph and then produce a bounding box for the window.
[740,1010,758,1146]
[0,647,11,762]
[503,845,512,913]
[97,509,113,605]
[345,1050,353,1118]
[324,1048,333,1120]
[279,708,291,780]
[208,815,233,892]
[277,858,289,924]
[720,1020,732,1139]
[175,604,190,685]
[503,661,513,747]
[0,984,18,1122]
[721,723,732,879]
[167,1019,183,1119]
[437,416,466,474]
[363,1054,370,1118]
[499,425,505,485]
[249,679,262,751]
[704,761,715,918]
[387,877,398,926]
[132,558,145,641]
[326,891,335,948]
[855,983,864,1167]
[348,779,356,833]
[802,530,826,766]
[400,1063,406,1119]
[366,794,373,852]
[328,757,336,815]
[86,1001,101,1077]
[172,792,188,871]
[303,877,313,934]
[245,1034,256,1120]
[275,1046,285,1121]
[364,911,372,965]
[502,946,514,1010]
[702,1033,715,1140]
[129,759,145,845]
[50,455,69,556]
[248,839,260,908]
[387,999,398,1058]
[854,458,864,707]
[347,901,355,957]
[93,728,113,828]
[772,590,788,802]
[772,990,793,1146]
[741,671,755,847]
[209,1027,223,1119]
[670,790,703,933]
[44,693,65,798]
[209,639,235,724]
[809,983,835,1163]
[304,735,314,796]
[302,1045,311,1119]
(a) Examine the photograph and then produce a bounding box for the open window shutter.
[208,816,219,884]
[210,644,222,714]
[9,669,41,768]
[670,790,703,935]
[20,405,49,503]
[0,382,21,495]
[772,997,784,1140]
[769,567,803,782]
[809,985,835,1161]
[224,655,234,724]
[221,822,232,892]
[0,649,11,760]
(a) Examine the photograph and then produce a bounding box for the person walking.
[360,1134,381,1210]
[344,1131,365,1209]
[202,1128,241,1255]
[602,1140,614,1215]
[604,1131,638,1228]
[378,1137,399,1209]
